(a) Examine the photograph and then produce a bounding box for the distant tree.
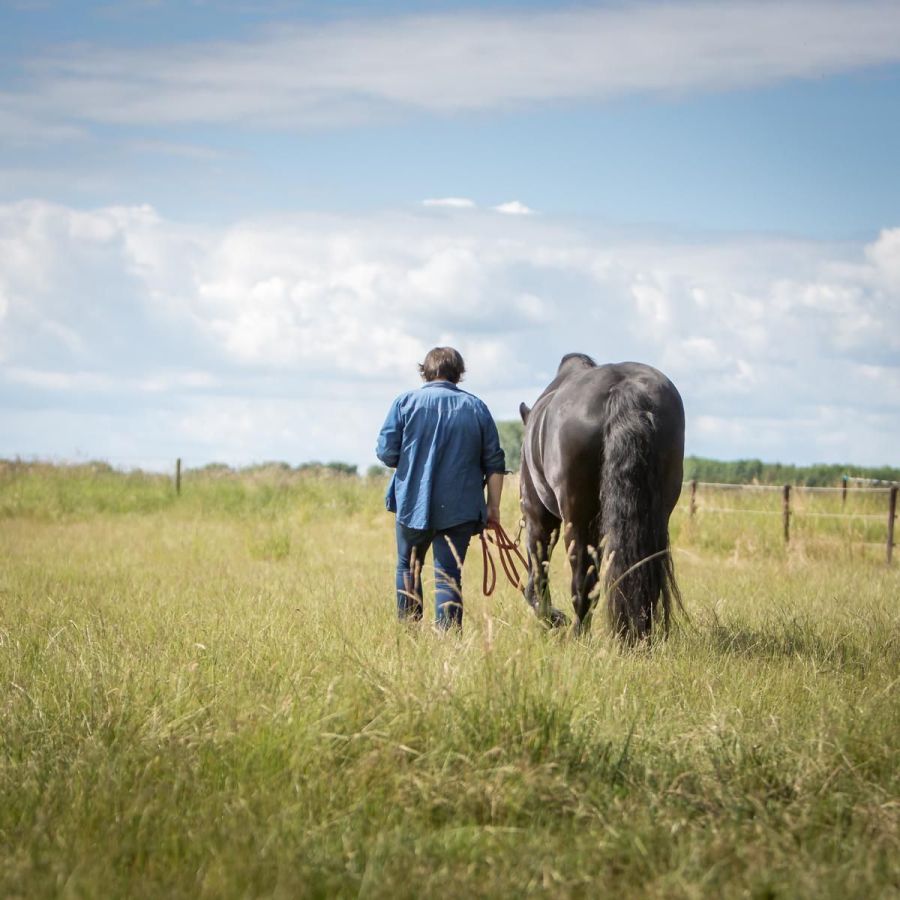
[496,420,524,471]
[295,461,358,476]
[366,464,390,479]
[245,461,292,473]
[200,462,233,475]
[683,456,899,486]
[325,461,358,476]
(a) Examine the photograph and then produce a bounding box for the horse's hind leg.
[524,521,557,622]
[520,458,567,627]
[567,522,601,635]
[524,518,564,626]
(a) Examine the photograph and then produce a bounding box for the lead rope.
[480,522,529,596]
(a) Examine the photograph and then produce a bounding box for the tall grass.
[0,464,898,897]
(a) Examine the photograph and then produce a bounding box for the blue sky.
[1,0,899,470]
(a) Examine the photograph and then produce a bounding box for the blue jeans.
[395,520,479,629]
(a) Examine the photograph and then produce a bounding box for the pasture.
[1,463,898,898]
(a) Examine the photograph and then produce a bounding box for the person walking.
[376,347,506,629]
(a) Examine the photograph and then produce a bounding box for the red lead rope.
[480,522,529,596]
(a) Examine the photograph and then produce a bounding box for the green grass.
[1,465,898,898]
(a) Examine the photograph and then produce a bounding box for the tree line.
[493,420,898,486]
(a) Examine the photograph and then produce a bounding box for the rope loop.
[480,522,529,596]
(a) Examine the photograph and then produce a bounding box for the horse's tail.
[600,381,679,642]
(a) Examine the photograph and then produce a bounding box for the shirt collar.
[422,381,459,391]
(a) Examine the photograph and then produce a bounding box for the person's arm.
[486,471,504,527]
[375,398,403,468]
[479,403,507,527]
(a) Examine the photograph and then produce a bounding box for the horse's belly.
[523,440,562,519]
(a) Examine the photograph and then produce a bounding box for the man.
[376,347,506,629]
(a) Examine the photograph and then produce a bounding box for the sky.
[1,0,899,472]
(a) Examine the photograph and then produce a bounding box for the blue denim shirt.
[376,381,506,530]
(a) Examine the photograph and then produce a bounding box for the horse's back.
[598,362,685,457]
[525,361,684,520]
[598,363,685,511]
[539,361,683,457]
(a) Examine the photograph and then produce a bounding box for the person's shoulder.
[456,388,491,414]
[393,388,418,404]
[385,390,418,416]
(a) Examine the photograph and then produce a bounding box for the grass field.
[1,463,898,898]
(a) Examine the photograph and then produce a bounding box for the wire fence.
[678,479,898,563]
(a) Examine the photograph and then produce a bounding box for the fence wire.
[680,478,896,561]
[685,480,892,495]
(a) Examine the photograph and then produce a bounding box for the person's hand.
[486,507,501,530]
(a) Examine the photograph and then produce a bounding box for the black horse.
[519,354,685,641]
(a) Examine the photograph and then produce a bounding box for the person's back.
[379,381,500,530]
[376,347,506,629]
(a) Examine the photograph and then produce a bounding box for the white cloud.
[865,227,900,292]
[493,201,534,216]
[4,1,900,135]
[5,367,117,392]
[4,365,220,395]
[1,200,899,467]
[422,198,476,209]
[127,139,227,161]
[0,106,87,146]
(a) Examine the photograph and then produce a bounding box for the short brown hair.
[418,347,465,383]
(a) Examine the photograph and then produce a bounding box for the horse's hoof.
[549,607,570,628]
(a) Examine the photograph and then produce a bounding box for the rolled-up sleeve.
[478,405,506,475]
[376,398,403,468]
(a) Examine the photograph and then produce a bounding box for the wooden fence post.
[690,479,697,518]
[782,484,791,544]
[176,457,182,496]
[888,486,897,565]
[841,475,848,509]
